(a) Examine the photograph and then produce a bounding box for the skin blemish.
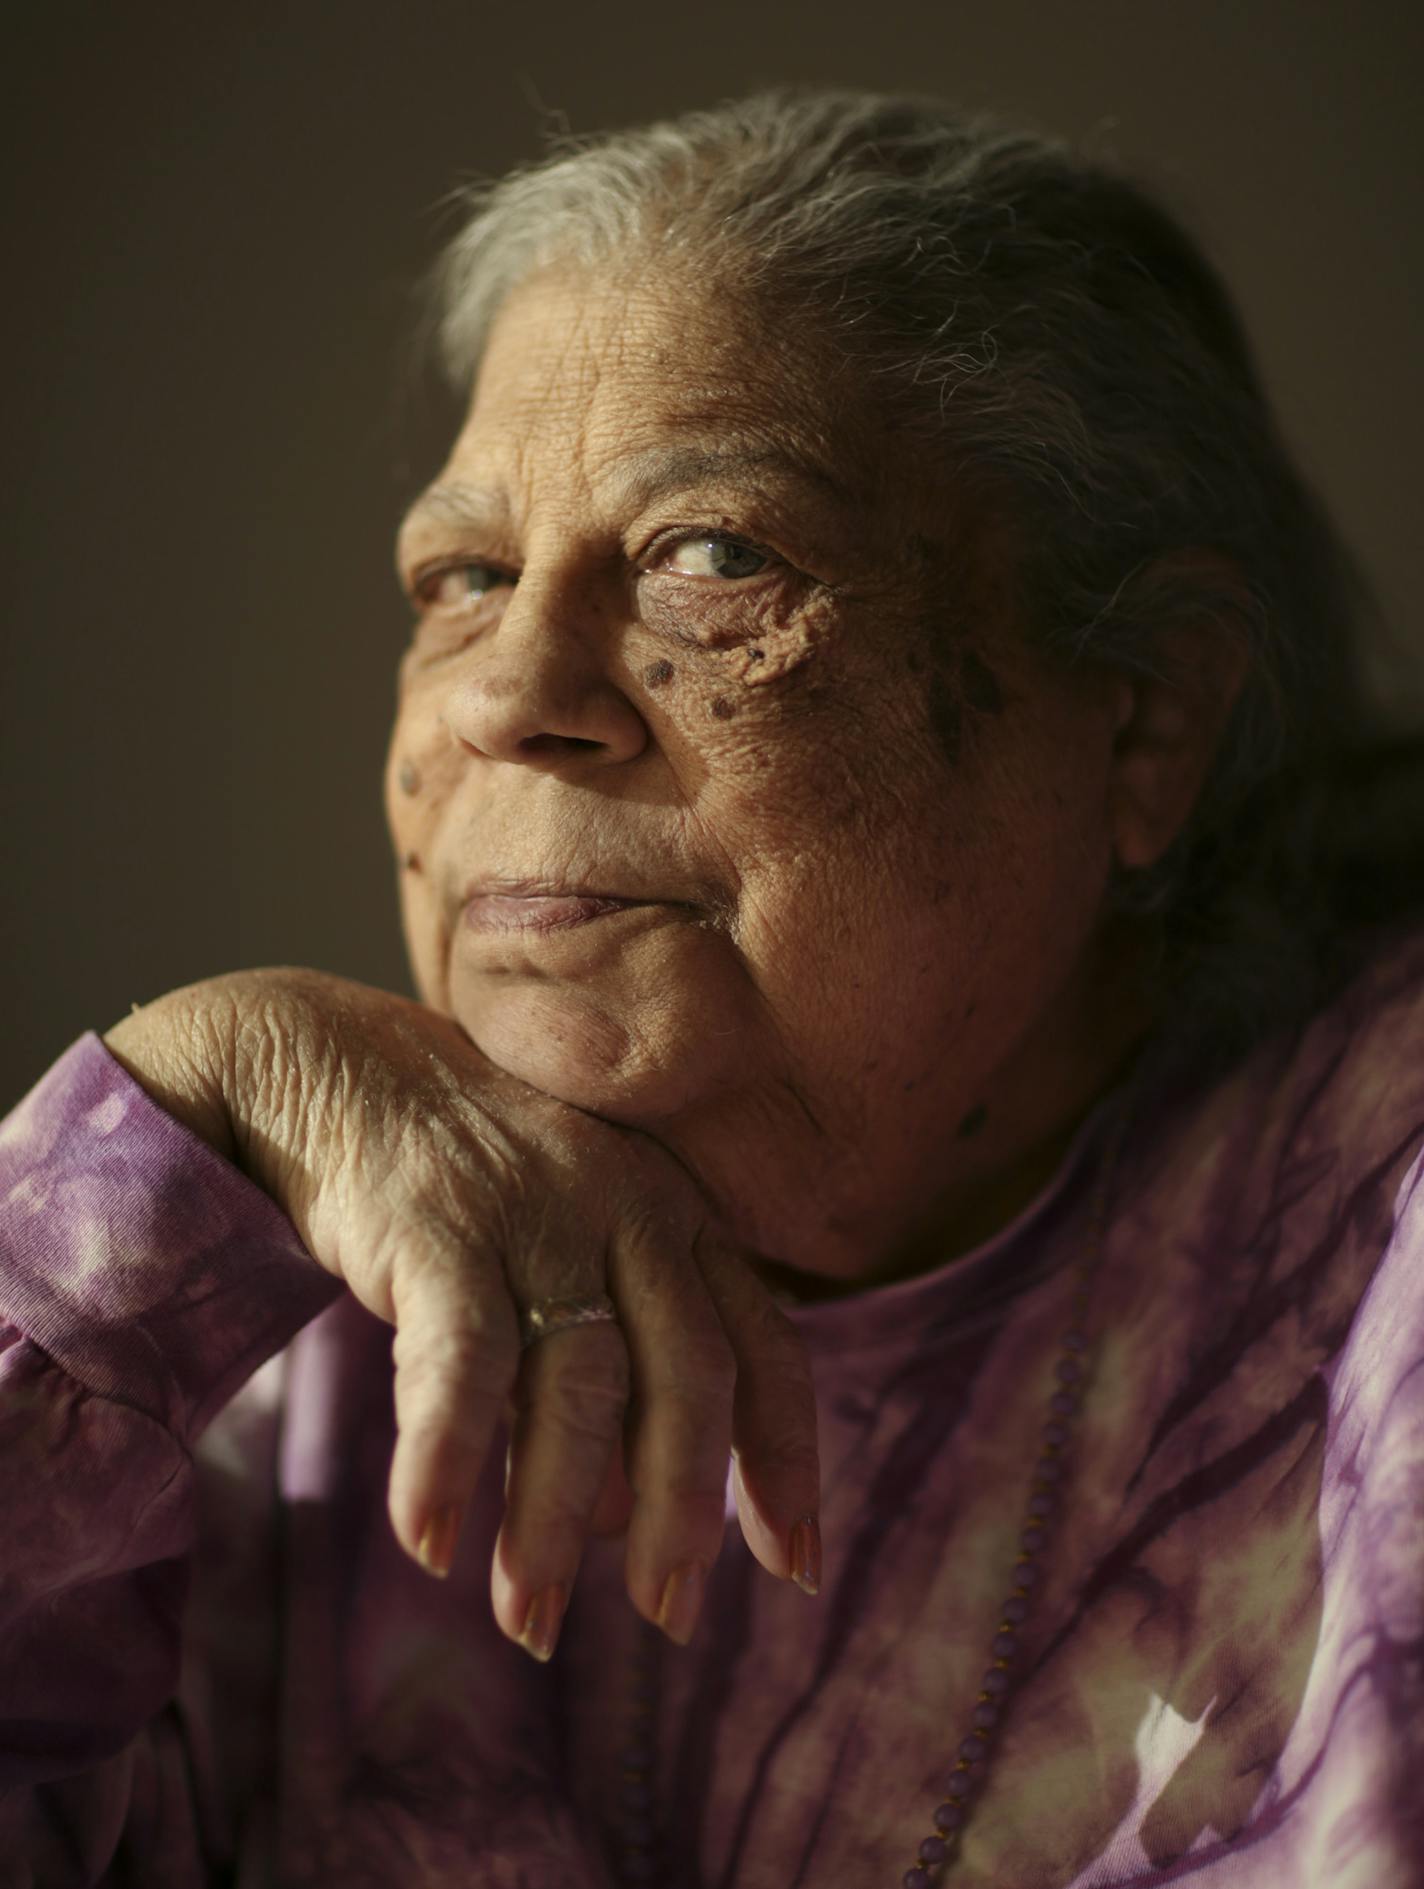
[924,668,964,766]
[962,650,1006,716]
[398,760,422,796]
[644,659,676,687]
[710,696,737,720]
[957,1104,989,1139]
[727,588,838,686]
[403,850,423,873]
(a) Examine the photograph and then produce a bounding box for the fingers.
[693,1238,822,1592]
[385,1245,521,1575]
[613,1211,738,1645]
[588,1439,636,1538]
[382,1171,819,1672]
[489,1322,631,1659]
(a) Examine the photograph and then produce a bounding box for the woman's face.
[387,266,1127,1268]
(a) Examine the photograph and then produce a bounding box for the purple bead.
[1056,1356,1083,1383]
[971,1699,999,1729]
[1013,1559,1039,1587]
[1002,1595,1029,1623]
[1063,1327,1088,1351]
[946,1768,975,1798]
[1050,1390,1078,1416]
[903,1870,930,1889]
[620,1779,654,1812]
[1043,1419,1070,1446]
[1021,1524,1047,1552]
[622,1814,657,1847]
[1028,1491,1055,1518]
[620,1742,654,1772]
[960,1733,986,1761]
[981,1666,1011,1694]
[1035,1454,1062,1482]
[992,1630,1019,1658]
[919,1835,950,1865]
[934,1800,965,1832]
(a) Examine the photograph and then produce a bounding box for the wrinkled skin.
[106,261,1236,1661]
[388,263,1162,1289]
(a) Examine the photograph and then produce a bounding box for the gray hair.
[432,88,1420,1078]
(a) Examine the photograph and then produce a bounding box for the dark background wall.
[3,0,1420,1099]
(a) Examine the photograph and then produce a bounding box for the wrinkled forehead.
[443,262,889,514]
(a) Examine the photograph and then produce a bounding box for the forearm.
[0,1034,340,1822]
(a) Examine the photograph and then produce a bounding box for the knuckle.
[392,1318,515,1407]
[743,1293,808,1361]
[666,1320,737,1385]
[523,1351,632,1440]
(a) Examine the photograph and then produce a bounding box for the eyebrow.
[603,442,857,511]
[397,442,857,541]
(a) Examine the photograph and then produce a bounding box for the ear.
[1106,562,1253,873]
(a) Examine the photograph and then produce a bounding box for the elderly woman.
[2,88,1422,1889]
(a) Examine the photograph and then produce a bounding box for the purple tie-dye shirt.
[3,933,1423,1888]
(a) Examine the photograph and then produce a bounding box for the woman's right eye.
[413,563,514,611]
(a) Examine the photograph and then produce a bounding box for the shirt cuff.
[0,1032,343,1444]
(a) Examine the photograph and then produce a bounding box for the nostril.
[519,732,603,756]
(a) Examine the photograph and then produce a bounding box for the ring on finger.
[519,1293,620,1349]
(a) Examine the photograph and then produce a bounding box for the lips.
[459,877,660,937]
[463,890,645,934]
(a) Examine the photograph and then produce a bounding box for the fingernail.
[789,1514,821,1595]
[519,1583,568,1662]
[417,1504,462,1579]
[656,1560,707,1645]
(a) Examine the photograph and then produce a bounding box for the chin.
[453,981,719,1124]
[443,908,752,1122]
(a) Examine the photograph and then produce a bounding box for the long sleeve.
[0,1034,342,1883]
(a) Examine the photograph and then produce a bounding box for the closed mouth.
[461,885,661,937]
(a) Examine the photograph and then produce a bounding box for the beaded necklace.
[608,1108,1126,1887]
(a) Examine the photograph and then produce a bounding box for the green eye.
[417,563,512,609]
[664,537,771,579]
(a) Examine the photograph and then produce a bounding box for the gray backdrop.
[3,0,1420,1099]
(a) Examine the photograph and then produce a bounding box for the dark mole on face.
[403,850,422,873]
[710,696,737,720]
[962,651,1005,716]
[924,667,963,765]
[644,659,676,687]
[956,1103,988,1139]
[398,760,421,796]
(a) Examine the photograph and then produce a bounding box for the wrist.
[103,981,238,1163]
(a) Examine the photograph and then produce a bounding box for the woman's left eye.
[414,563,511,610]
[657,536,772,580]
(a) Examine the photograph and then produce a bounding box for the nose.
[441,574,648,769]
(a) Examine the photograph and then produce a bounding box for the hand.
[104,968,821,1658]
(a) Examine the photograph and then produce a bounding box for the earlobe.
[1107,607,1251,873]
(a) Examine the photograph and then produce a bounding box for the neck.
[701,914,1157,1304]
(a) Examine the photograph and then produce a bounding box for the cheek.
[385,694,463,845]
[637,582,838,689]
[727,586,840,685]
[384,700,469,998]
[653,659,878,841]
